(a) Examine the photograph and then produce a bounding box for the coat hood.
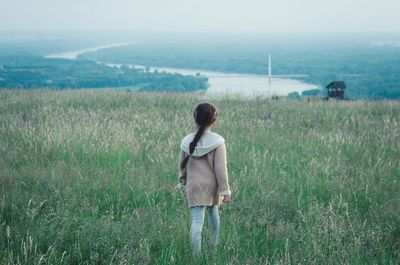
[181,131,225,157]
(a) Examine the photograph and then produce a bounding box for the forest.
[0,55,208,92]
[80,37,400,99]
[1,34,399,99]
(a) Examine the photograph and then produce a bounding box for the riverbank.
[45,44,320,97]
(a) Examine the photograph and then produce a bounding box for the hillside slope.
[1,90,399,264]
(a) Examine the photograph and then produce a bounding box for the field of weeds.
[1,90,399,264]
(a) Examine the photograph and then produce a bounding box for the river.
[44,43,133,60]
[45,44,319,97]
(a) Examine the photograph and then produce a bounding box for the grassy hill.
[1,90,399,264]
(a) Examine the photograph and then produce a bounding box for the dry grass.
[0,89,399,264]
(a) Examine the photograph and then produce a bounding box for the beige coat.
[178,131,230,207]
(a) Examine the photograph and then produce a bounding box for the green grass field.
[1,90,399,264]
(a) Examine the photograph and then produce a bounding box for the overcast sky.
[1,0,399,32]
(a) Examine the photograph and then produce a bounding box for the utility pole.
[268,54,272,85]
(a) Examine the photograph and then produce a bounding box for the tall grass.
[0,90,399,264]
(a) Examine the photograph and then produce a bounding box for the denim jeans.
[190,205,220,256]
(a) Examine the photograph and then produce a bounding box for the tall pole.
[268,54,272,85]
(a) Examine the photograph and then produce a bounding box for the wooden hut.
[326,81,346,99]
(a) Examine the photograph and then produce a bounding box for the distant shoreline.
[44,43,134,60]
[44,44,319,97]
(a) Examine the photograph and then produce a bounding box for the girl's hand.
[175,183,185,191]
[221,195,231,204]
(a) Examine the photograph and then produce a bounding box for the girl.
[177,102,231,256]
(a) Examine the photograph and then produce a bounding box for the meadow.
[0,90,399,264]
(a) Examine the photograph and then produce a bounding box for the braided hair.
[180,102,217,169]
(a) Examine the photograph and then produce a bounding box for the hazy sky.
[1,0,399,32]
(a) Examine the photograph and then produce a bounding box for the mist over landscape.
[1,0,400,264]
[0,0,400,98]
[1,31,400,98]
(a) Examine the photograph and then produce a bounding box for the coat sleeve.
[178,150,187,185]
[213,143,231,196]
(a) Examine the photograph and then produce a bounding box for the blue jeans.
[190,205,220,256]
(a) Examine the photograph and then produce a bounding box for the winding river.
[45,44,319,97]
[44,43,133,60]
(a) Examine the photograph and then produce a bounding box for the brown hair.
[180,102,217,169]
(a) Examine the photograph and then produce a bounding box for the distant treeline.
[0,56,207,92]
[80,41,400,99]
